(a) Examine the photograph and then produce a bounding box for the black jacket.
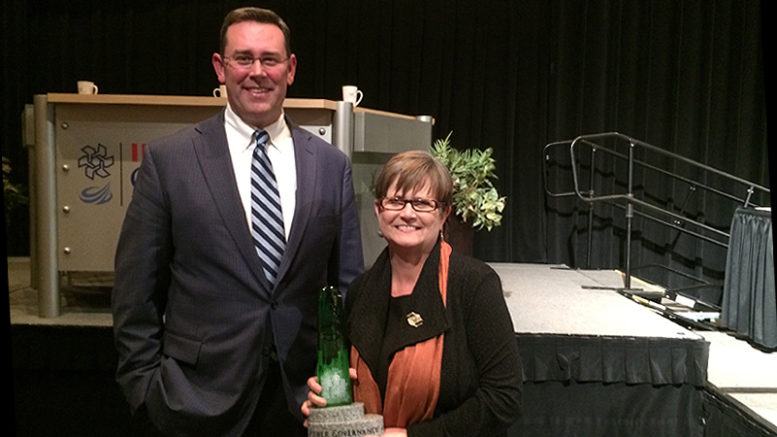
[347,241,523,436]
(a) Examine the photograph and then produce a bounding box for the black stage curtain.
[1,1,771,306]
[512,381,704,437]
[512,333,710,437]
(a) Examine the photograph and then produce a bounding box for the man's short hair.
[219,7,292,56]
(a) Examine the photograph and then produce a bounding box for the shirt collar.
[224,103,290,151]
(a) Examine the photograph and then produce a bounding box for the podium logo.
[80,183,113,205]
[77,143,114,205]
[132,143,146,162]
[78,143,114,179]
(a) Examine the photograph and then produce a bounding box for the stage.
[8,258,777,436]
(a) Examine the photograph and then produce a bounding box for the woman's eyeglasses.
[378,197,445,212]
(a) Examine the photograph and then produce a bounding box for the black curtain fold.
[721,207,775,350]
[511,381,705,437]
[2,1,770,308]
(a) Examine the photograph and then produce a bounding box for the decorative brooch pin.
[406,312,423,328]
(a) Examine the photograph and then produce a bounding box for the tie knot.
[255,130,269,147]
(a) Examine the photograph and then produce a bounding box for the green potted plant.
[430,133,506,253]
[3,155,28,230]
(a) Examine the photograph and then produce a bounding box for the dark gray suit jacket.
[112,110,363,436]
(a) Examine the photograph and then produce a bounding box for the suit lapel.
[192,111,270,291]
[274,120,318,287]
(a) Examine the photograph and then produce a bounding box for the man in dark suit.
[111,7,363,436]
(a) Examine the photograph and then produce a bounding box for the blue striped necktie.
[250,130,285,285]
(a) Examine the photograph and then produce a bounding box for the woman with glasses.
[302,150,523,436]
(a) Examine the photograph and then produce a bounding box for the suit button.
[270,300,278,310]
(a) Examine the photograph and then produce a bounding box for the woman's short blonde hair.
[374,150,453,205]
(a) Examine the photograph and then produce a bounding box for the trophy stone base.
[307,402,383,437]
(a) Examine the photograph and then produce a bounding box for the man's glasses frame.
[222,54,289,70]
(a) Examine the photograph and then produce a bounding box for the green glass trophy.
[316,285,353,406]
[307,286,383,437]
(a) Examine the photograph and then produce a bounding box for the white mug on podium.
[342,85,363,107]
[213,84,227,98]
[77,81,99,95]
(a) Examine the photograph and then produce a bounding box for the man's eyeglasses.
[378,197,446,212]
[223,55,288,70]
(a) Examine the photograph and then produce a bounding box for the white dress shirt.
[224,104,297,240]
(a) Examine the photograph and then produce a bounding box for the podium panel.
[26,93,432,316]
[54,103,221,271]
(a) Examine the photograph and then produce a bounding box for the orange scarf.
[350,241,451,427]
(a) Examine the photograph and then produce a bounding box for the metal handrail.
[542,131,771,294]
